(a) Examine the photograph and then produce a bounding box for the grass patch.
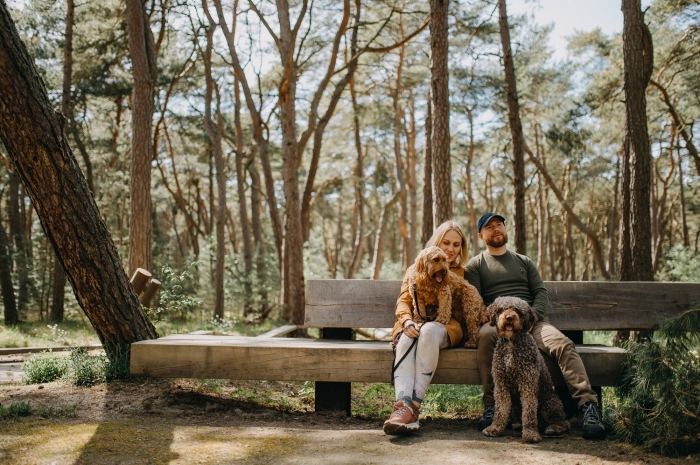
[66,349,107,386]
[422,384,483,418]
[0,401,33,418]
[36,404,78,418]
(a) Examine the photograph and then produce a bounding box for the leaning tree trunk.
[498,0,527,255]
[50,0,75,324]
[430,0,452,224]
[0,3,158,357]
[125,0,157,275]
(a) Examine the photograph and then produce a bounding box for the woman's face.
[439,230,462,264]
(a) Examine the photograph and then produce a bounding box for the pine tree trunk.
[406,96,418,265]
[466,108,479,257]
[0,3,157,357]
[497,0,527,255]
[202,19,226,319]
[51,0,74,324]
[393,41,409,269]
[620,0,653,281]
[421,98,434,245]
[678,145,689,247]
[277,0,305,326]
[125,0,156,275]
[430,0,452,224]
[346,77,365,279]
[0,218,17,325]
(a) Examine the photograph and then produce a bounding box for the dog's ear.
[415,252,426,274]
[486,303,498,327]
[519,303,537,332]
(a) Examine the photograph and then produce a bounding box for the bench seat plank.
[130,335,626,386]
[305,280,700,331]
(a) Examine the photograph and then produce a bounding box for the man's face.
[479,218,508,248]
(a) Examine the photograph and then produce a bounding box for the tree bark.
[421,98,433,245]
[677,144,689,247]
[125,0,157,275]
[465,108,479,257]
[497,0,526,255]
[0,216,16,325]
[50,0,75,324]
[430,0,452,224]
[406,95,418,265]
[393,38,409,269]
[201,13,226,319]
[0,3,157,357]
[233,77,254,314]
[620,0,653,281]
[346,76,365,279]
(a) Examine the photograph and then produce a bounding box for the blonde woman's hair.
[424,220,469,267]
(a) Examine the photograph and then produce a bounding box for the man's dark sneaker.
[581,402,607,440]
[477,405,495,431]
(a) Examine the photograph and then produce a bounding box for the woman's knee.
[419,322,447,345]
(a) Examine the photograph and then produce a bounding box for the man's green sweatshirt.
[464,250,548,321]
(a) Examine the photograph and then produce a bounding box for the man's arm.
[463,255,482,295]
[526,257,548,321]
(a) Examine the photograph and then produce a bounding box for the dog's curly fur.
[407,246,485,348]
[482,297,570,443]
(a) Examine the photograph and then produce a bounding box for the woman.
[383,220,470,435]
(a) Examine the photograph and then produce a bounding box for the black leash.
[391,334,417,385]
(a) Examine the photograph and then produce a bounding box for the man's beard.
[486,233,508,248]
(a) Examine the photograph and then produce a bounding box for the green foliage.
[147,262,203,322]
[0,401,33,419]
[22,351,70,384]
[22,348,126,386]
[36,404,77,418]
[65,349,106,387]
[660,244,700,282]
[611,306,700,456]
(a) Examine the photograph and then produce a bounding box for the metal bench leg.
[315,328,353,416]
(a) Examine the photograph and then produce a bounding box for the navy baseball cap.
[477,212,506,232]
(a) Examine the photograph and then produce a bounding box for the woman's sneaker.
[383,401,419,435]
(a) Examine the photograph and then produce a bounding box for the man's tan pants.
[477,318,599,408]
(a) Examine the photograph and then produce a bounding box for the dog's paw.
[463,340,477,349]
[544,421,569,437]
[521,429,542,443]
[482,426,501,437]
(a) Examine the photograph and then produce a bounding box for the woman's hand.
[403,320,421,338]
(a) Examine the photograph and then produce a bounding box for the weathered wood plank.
[130,335,626,385]
[305,280,700,330]
[257,325,299,338]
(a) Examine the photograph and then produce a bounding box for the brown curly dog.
[407,246,485,348]
[482,296,570,443]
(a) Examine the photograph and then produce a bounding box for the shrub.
[0,401,33,419]
[611,306,700,456]
[22,351,69,384]
[65,349,106,387]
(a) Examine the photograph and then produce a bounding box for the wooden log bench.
[130,280,700,416]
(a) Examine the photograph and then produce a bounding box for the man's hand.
[403,320,421,338]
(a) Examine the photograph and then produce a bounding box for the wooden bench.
[130,280,700,416]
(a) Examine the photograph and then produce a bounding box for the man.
[464,212,606,440]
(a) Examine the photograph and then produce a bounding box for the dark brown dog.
[407,246,485,348]
[482,297,570,443]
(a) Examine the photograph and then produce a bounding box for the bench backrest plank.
[305,280,700,330]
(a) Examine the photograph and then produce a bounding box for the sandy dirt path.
[1,381,695,465]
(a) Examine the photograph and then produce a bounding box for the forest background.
[0,0,698,337]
